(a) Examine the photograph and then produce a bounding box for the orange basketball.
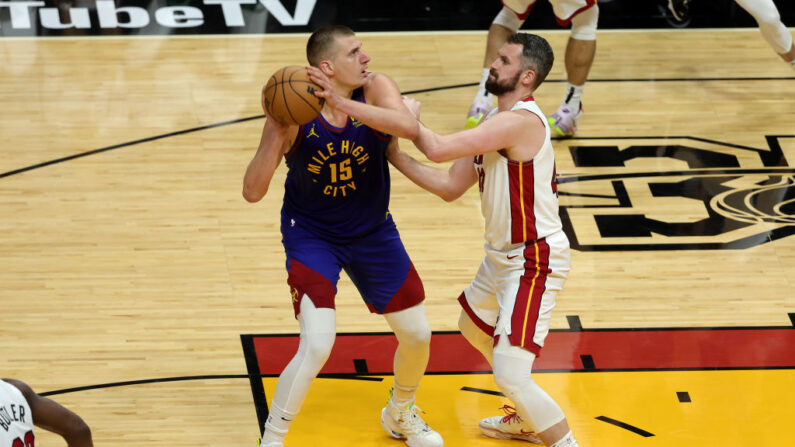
[262,66,324,125]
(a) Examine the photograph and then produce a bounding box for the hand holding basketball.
[262,66,324,125]
[305,65,344,109]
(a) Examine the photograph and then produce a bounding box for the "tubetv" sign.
[0,0,317,30]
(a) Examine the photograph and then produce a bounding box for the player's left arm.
[413,110,532,162]
[387,138,477,202]
[3,379,93,447]
[306,68,418,139]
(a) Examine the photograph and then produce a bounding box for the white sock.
[562,83,585,111]
[261,404,295,443]
[550,430,579,447]
[477,67,491,97]
[391,383,418,407]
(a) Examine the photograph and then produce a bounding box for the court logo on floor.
[556,135,794,250]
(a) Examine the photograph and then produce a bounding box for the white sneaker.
[381,399,444,447]
[466,95,493,129]
[257,439,283,447]
[478,405,543,444]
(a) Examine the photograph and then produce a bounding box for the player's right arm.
[3,379,93,447]
[243,105,297,203]
[387,138,477,202]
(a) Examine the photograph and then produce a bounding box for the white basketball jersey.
[503,0,596,22]
[0,380,35,447]
[474,97,562,251]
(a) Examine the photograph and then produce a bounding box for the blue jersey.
[282,87,392,239]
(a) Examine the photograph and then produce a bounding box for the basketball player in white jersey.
[0,378,93,447]
[388,33,578,446]
[467,0,598,139]
[667,0,795,69]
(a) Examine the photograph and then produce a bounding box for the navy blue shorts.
[282,214,424,315]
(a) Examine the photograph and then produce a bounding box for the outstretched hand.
[306,65,343,109]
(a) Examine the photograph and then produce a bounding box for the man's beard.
[485,69,520,95]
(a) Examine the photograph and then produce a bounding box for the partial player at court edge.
[667,0,795,69]
[389,33,578,446]
[467,0,598,138]
[0,378,94,447]
[244,25,443,447]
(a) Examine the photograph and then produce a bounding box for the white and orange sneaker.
[478,405,543,444]
[381,397,444,447]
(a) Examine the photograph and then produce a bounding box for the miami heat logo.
[557,135,795,250]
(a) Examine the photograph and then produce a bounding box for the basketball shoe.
[478,405,543,444]
[257,439,282,447]
[381,396,444,447]
[466,95,494,129]
[548,103,582,138]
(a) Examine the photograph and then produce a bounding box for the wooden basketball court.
[1,29,793,446]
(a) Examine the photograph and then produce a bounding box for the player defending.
[389,33,579,446]
[1,378,94,447]
[667,0,795,70]
[467,0,598,138]
[243,25,443,447]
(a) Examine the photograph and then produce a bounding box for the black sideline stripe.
[0,115,262,179]
[461,386,505,397]
[353,359,369,374]
[318,374,383,382]
[241,334,269,431]
[39,374,248,397]
[566,315,583,331]
[580,354,595,370]
[595,416,655,437]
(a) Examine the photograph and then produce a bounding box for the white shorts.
[459,230,570,355]
[503,0,597,24]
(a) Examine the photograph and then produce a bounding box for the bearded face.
[485,68,521,96]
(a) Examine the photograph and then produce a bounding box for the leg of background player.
[548,5,598,138]
[734,0,795,68]
[466,6,524,129]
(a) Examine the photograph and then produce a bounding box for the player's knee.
[493,362,533,397]
[570,5,598,41]
[492,6,525,33]
[303,332,335,363]
[397,323,431,350]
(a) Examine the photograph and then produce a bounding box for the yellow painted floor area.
[262,369,794,446]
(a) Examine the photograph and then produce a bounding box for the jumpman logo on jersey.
[306,124,319,139]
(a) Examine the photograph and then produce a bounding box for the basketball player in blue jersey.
[243,25,443,447]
